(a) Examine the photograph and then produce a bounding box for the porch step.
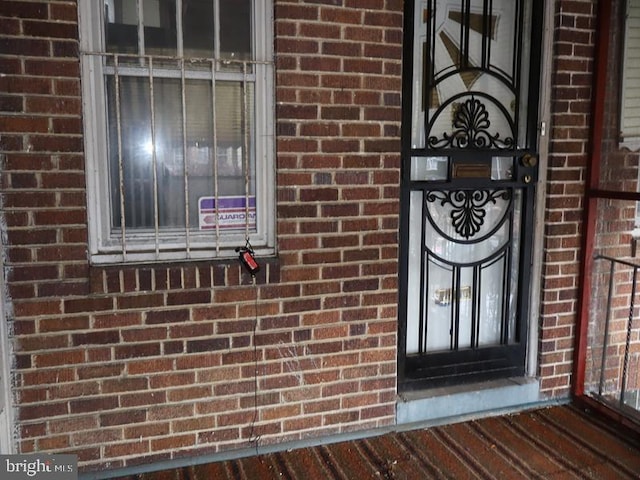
[396,377,542,426]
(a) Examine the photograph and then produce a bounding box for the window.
[620,0,640,151]
[79,0,274,264]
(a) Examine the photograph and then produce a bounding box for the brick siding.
[0,0,603,474]
[539,0,596,396]
[0,0,401,472]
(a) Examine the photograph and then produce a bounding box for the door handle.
[521,154,538,167]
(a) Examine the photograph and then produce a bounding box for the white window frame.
[78,0,275,264]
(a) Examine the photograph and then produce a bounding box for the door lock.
[521,154,538,167]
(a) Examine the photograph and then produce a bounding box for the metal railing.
[587,254,640,418]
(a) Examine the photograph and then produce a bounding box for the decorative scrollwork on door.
[427,97,515,150]
[426,189,512,239]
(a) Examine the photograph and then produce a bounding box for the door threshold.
[396,377,543,426]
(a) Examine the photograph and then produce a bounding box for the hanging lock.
[236,243,260,276]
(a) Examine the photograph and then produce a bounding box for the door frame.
[526,0,553,380]
[397,0,552,392]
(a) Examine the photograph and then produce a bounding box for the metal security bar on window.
[95,51,258,261]
[79,0,273,263]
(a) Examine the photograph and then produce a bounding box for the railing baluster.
[592,254,640,419]
[598,258,615,397]
[620,265,638,407]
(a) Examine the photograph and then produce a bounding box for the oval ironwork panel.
[427,97,515,150]
[426,189,512,240]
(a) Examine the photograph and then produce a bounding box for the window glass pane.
[105,0,177,56]
[106,76,255,231]
[106,75,166,229]
[154,78,186,229]
[216,81,255,197]
[105,0,139,54]
[219,0,252,61]
[183,0,214,58]
[143,0,177,56]
[491,157,513,180]
[410,156,448,181]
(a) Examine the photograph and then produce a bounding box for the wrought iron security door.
[399,0,542,390]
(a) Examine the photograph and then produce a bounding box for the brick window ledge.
[88,256,281,296]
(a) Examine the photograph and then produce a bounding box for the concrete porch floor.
[102,404,640,479]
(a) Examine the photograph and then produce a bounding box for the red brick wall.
[0,0,609,473]
[0,0,401,472]
[539,0,597,396]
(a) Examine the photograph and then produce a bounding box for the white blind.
[621,0,640,149]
